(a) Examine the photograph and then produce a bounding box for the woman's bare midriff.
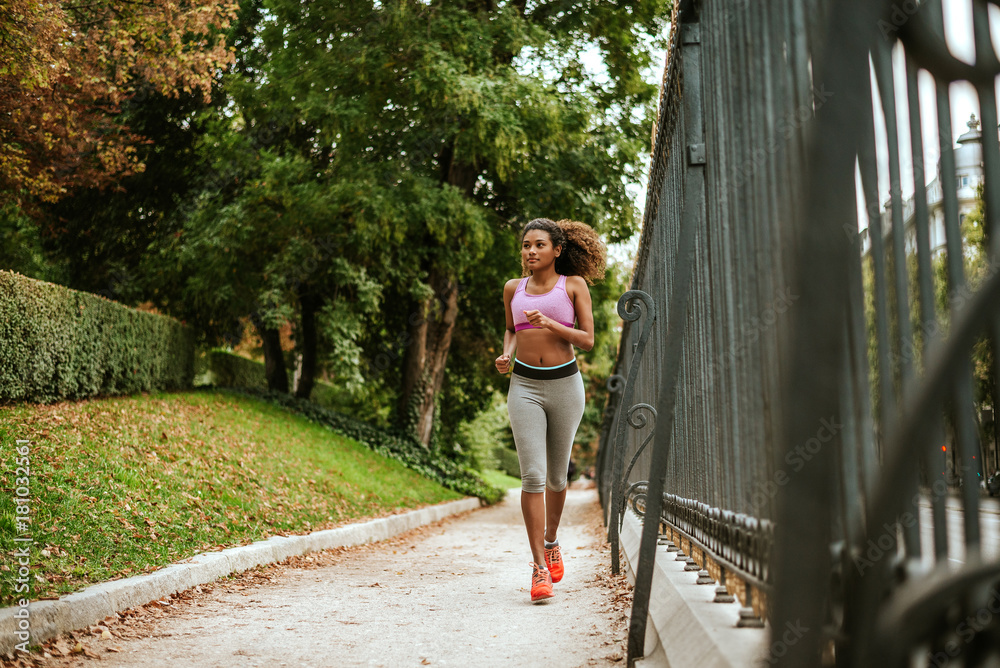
[515,329,575,367]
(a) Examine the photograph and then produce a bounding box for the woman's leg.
[521,491,547,566]
[544,487,566,543]
[542,372,586,543]
[507,375,549,566]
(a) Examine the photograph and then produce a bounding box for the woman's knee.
[545,472,569,492]
[521,475,546,494]
[545,475,568,493]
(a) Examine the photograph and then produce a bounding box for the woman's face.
[522,229,561,271]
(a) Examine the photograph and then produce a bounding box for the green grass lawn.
[479,469,521,490]
[0,390,462,605]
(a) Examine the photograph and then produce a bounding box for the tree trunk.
[397,269,459,446]
[295,289,320,400]
[398,298,430,422]
[395,141,475,445]
[253,313,289,393]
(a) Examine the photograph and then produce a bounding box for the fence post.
[770,0,880,664]
[625,11,707,666]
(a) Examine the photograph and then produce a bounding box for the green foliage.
[496,446,522,480]
[863,184,996,461]
[586,259,633,375]
[4,0,672,451]
[201,349,394,425]
[454,391,510,471]
[479,468,521,490]
[208,349,269,389]
[575,257,632,471]
[26,90,217,307]
[173,0,669,420]
[0,271,194,403]
[861,252,881,414]
[226,387,506,504]
[0,203,63,283]
[310,376,395,428]
[948,187,996,452]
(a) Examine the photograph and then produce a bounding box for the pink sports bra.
[511,274,576,332]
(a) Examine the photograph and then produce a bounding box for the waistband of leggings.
[512,358,579,380]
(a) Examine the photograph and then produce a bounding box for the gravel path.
[39,485,630,668]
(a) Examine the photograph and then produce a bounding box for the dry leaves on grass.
[6,394,471,605]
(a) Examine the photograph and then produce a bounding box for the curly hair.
[520,218,606,284]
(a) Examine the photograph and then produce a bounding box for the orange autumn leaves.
[0,0,237,204]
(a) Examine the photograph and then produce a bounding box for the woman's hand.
[495,353,512,374]
[522,309,553,330]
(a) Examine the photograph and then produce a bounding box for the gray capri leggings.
[507,358,586,494]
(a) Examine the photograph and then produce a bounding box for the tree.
[0,0,236,206]
[278,0,670,443]
[180,0,668,442]
[870,185,998,477]
[13,0,670,449]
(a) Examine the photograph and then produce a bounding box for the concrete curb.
[1,496,482,655]
[619,509,769,667]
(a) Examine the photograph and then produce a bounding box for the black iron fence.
[596,0,1000,665]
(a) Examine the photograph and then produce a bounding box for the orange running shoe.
[544,543,564,583]
[530,563,553,602]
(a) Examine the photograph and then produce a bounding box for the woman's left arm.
[521,276,595,351]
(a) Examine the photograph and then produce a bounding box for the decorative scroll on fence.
[596,0,1000,666]
[604,290,655,575]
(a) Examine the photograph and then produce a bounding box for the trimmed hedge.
[0,271,194,403]
[496,446,522,480]
[206,351,357,415]
[208,349,269,389]
[224,387,506,505]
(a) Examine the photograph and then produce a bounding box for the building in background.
[861,114,984,255]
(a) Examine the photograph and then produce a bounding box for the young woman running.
[495,217,606,602]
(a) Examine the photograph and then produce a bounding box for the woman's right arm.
[495,279,519,374]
